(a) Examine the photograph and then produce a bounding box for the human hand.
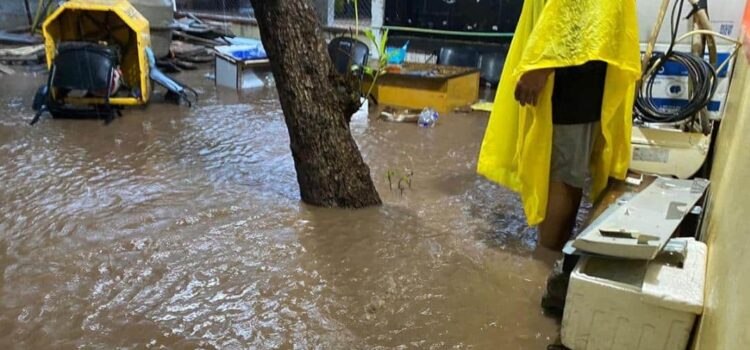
[514,68,553,106]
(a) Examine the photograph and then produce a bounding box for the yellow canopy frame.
[42,0,152,106]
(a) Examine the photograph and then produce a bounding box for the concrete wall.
[693,41,750,349]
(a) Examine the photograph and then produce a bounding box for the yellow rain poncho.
[477,0,641,225]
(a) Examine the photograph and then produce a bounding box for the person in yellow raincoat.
[478,0,641,249]
[477,0,641,314]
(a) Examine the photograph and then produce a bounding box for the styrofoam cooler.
[562,238,706,350]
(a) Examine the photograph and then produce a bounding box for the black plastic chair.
[437,47,479,68]
[478,52,506,86]
[327,37,370,77]
[31,42,120,125]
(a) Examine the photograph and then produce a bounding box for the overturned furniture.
[32,0,152,124]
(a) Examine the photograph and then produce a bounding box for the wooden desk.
[362,63,480,115]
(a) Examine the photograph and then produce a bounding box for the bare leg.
[537,181,584,316]
[538,181,583,251]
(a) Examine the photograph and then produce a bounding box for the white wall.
[692,39,750,350]
[637,0,746,43]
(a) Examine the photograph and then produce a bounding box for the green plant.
[386,169,396,190]
[361,28,397,99]
[337,0,360,36]
[343,0,398,102]
[386,169,414,197]
[403,170,413,189]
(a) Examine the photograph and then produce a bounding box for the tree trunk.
[250,0,382,208]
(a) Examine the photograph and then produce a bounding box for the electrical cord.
[635,0,719,124]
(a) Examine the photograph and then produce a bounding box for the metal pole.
[24,0,34,26]
[643,0,672,74]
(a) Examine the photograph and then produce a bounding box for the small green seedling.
[386,168,414,196]
[386,169,396,191]
[339,0,399,105]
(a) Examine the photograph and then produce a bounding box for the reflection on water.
[0,70,557,348]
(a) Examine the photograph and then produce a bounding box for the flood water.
[0,70,558,349]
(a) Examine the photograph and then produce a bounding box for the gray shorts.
[550,122,600,189]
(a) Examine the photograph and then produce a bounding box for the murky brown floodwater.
[0,69,559,349]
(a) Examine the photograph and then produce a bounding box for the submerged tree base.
[250,0,381,208]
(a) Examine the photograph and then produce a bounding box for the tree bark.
[250,0,382,208]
